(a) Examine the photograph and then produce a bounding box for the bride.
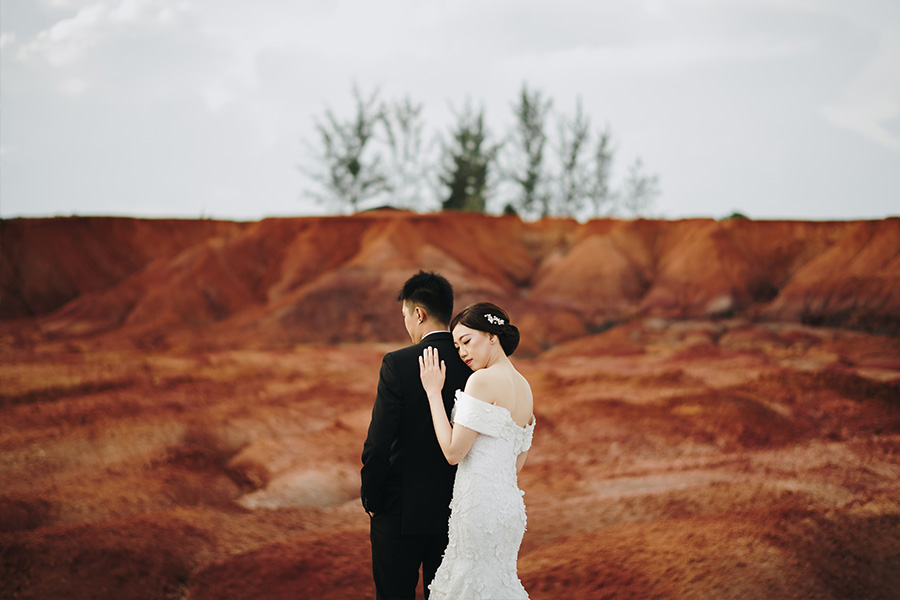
[419,302,535,599]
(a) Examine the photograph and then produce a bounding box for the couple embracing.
[361,271,536,600]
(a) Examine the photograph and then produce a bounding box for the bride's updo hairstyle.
[450,302,520,357]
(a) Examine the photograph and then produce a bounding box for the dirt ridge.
[3,214,898,352]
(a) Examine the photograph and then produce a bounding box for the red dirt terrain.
[1,213,899,599]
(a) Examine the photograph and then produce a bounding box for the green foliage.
[555,99,589,217]
[554,98,616,218]
[301,84,389,212]
[505,91,652,220]
[621,157,660,218]
[381,96,430,210]
[588,125,616,217]
[505,83,553,218]
[439,103,499,212]
[300,82,660,218]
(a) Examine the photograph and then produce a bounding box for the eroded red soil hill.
[2,214,899,599]
[2,214,898,352]
[0,217,246,320]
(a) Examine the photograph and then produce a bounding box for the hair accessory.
[484,313,505,326]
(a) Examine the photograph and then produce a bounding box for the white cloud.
[201,83,235,111]
[39,0,92,8]
[499,35,816,76]
[3,0,899,221]
[158,3,190,22]
[0,32,16,50]
[705,0,900,151]
[110,0,146,22]
[18,4,105,66]
[17,0,190,66]
[822,100,900,150]
[59,76,89,95]
[821,28,900,150]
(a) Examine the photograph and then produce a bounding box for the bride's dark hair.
[450,302,520,356]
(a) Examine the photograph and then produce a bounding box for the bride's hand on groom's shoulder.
[419,346,446,399]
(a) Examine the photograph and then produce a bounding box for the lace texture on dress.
[428,391,535,600]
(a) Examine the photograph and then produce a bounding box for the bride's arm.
[426,391,478,465]
[420,347,478,465]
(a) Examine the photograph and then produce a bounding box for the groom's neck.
[419,326,449,342]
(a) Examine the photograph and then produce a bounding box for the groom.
[361,271,471,599]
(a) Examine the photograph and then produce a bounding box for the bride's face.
[453,324,493,371]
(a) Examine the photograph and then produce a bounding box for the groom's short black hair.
[397,270,454,326]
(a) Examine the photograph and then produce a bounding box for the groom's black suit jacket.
[361,331,471,535]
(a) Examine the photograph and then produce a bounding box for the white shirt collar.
[421,330,448,340]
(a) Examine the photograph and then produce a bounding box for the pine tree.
[301,84,389,213]
[621,157,660,217]
[439,103,499,212]
[555,98,592,218]
[588,125,616,217]
[298,83,661,218]
[381,95,430,210]
[505,83,552,218]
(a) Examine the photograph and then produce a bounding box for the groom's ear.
[415,306,426,323]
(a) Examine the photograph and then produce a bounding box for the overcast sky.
[2,0,898,221]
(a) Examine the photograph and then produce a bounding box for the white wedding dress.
[428,390,535,600]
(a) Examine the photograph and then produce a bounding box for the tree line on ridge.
[300,82,660,220]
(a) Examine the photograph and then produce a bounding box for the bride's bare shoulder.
[463,369,500,403]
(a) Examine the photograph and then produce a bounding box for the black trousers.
[370,513,449,600]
